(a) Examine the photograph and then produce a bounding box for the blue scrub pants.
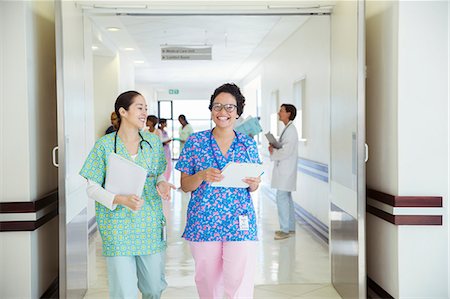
[106,251,167,299]
[276,190,296,233]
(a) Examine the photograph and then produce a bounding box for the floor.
[84,170,341,299]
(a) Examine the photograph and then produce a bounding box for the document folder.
[211,162,264,188]
[105,153,148,197]
[264,132,282,149]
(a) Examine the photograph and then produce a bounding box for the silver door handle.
[52,146,59,167]
[364,143,369,162]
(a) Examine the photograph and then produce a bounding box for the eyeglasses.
[211,103,238,113]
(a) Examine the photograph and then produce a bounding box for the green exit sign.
[169,89,179,95]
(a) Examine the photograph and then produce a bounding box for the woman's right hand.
[200,168,224,183]
[113,194,144,211]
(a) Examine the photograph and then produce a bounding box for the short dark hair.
[147,115,158,126]
[281,103,297,120]
[209,83,245,116]
[159,118,167,125]
[114,91,142,127]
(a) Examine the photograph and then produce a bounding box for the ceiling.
[80,1,333,89]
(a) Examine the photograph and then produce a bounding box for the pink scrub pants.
[189,241,258,299]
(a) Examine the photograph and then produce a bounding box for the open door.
[55,1,89,297]
[329,0,366,298]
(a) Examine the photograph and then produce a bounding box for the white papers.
[211,162,264,188]
[265,132,282,149]
[105,153,148,197]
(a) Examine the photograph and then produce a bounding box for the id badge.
[238,215,249,231]
[161,225,167,241]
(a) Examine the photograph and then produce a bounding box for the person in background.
[177,114,194,151]
[268,104,299,240]
[146,115,162,138]
[176,83,261,299]
[105,111,119,135]
[80,91,175,299]
[159,118,172,181]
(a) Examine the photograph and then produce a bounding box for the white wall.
[397,1,448,297]
[0,1,31,202]
[242,15,331,224]
[93,54,119,139]
[0,1,59,298]
[366,1,449,297]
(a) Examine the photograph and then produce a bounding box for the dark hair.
[147,115,158,126]
[281,103,297,120]
[178,114,188,124]
[114,91,142,127]
[209,83,245,116]
[158,118,167,128]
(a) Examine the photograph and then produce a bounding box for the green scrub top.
[79,131,167,257]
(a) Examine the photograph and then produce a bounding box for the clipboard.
[105,153,148,197]
[264,132,282,149]
[211,162,264,188]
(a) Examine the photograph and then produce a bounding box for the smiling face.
[211,92,238,129]
[119,95,148,129]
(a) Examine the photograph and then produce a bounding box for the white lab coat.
[270,121,299,192]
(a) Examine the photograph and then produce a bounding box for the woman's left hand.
[157,181,176,200]
[243,176,261,192]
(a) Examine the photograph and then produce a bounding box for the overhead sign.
[161,46,212,60]
[168,89,179,95]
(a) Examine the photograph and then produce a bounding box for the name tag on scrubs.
[239,215,249,231]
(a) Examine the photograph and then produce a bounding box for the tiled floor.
[84,173,341,299]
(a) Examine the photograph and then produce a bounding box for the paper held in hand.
[264,132,282,149]
[105,153,148,197]
[211,162,264,188]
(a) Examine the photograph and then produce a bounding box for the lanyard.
[209,129,255,169]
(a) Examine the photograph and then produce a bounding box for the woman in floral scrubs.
[80,91,174,299]
[176,83,262,299]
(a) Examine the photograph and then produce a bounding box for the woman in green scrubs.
[80,91,174,299]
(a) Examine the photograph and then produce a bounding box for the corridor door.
[55,1,89,297]
[329,0,366,298]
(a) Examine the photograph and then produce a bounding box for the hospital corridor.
[0,1,449,299]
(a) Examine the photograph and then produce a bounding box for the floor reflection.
[85,168,341,298]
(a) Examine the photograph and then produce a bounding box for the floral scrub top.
[79,131,167,256]
[175,129,261,242]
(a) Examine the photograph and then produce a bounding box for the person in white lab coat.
[268,104,299,240]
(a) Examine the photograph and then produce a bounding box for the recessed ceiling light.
[91,46,99,50]
[124,47,135,51]
[134,60,145,64]
[106,27,121,32]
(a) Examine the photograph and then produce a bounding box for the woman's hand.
[157,181,176,200]
[200,168,224,183]
[268,145,274,155]
[243,176,261,192]
[114,194,144,211]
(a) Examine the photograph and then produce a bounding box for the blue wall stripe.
[261,152,329,183]
[298,158,328,173]
[298,167,329,182]
[261,186,329,243]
